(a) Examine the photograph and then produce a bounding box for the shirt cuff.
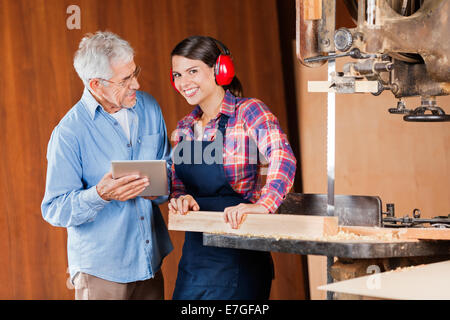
[256,190,284,214]
[82,185,110,207]
[78,186,109,223]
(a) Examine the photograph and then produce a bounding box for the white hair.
[73,31,134,86]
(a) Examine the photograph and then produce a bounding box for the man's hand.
[96,172,149,202]
[223,203,269,229]
[168,195,200,215]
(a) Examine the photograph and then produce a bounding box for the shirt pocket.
[138,133,162,160]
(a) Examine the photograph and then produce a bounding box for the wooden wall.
[0,0,306,299]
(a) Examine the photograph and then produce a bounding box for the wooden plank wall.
[0,0,306,299]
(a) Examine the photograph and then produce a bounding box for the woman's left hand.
[223,203,269,229]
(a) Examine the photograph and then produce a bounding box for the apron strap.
[217,105,261,164]
[217,114,229,136]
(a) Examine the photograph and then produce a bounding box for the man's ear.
[88,78,102,96]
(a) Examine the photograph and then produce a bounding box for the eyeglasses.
[99,65,141,88]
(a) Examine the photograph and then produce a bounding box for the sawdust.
[321,230,403,242]
[208,229,404,243]
[208,231,313,241]
[388,264,425,273]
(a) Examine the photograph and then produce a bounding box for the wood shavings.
[320,230,403,242]
[208,229,329,241]
[386,264,426,274]
[208,229,405,242]
[208,230,311,241]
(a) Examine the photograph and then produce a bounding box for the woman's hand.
[168,194,200,215]
[223,203,269,229]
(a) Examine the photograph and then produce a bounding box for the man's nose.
[130,76,140,90]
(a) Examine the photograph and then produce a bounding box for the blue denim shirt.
[41,88,173,283]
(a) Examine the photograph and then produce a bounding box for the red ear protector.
[212,39,235,86]
[170,69,179,93]
[170,38,235,92]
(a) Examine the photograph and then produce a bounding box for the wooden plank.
[168,211,339,239]
[303,0,322,20]
[354,80,379,93]
[340,226,450,240]
[307,81,333,92]
[307,80,379,93]
[318,260,450,300]
[400,227,450,240]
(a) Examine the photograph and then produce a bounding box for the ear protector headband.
[170,38,236,92]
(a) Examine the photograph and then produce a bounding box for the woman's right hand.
[168,195,200,215]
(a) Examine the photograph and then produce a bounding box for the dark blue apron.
[172,114,273,300]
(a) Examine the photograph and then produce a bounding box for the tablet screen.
[111,160,169,197]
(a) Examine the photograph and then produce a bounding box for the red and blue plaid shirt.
[170,90,297,213]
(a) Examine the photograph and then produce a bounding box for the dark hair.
[171,35,243,97]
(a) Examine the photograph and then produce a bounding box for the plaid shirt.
[170,90,296,213]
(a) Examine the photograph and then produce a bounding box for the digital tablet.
[111,160,169,197]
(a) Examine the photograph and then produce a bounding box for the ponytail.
[224,77,243,98]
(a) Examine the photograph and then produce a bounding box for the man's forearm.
[41,186,108,228]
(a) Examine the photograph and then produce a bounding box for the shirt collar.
[81,87,102,120]
[220,90,237,118]
[81,87,139,120]
[182,90,237,127]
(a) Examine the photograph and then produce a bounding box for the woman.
[169,35,296,300]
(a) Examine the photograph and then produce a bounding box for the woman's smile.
[183,87,199,98]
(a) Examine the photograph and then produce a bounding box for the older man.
[41,31,173,300]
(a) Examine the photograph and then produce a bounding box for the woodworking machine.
[382,204,450,228]
[296,0,450,229]
[203,193,450,299]
[204,192,449,258]
[298,0,450,299]
[298,0,450,122]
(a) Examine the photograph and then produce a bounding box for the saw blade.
[326,55,336,301]
[327,57,336,217]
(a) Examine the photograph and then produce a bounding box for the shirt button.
[114,122,119,126]
[127,143,131,148]
[145,240,149,244]
[140,216,144,220]
[138,139,141,144]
